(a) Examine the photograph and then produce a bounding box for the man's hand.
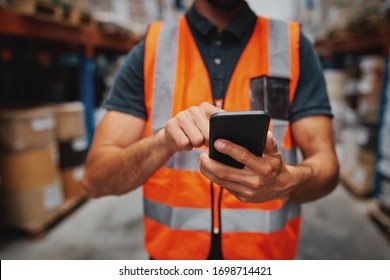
[163,102,223,154]
[199,131,294,203]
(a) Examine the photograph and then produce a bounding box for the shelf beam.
[0,9,137,53]
[315,25,390,57]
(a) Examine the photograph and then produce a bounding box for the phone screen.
[209,111,270,169]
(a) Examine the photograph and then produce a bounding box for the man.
[83,0,339,260]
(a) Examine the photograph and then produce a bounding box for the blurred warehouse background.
[0,0,389,259]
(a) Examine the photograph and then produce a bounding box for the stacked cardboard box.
[357,56,384,125]
[0,106,64,230]
[378,75,390,215]
[323,69,348,136]
[54,101,87,200]
[338,122,377,197]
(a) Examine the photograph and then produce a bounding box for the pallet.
[340,170,373,198]
[6,195,87,237]
[369,202,390,241]
[7,0,62,22]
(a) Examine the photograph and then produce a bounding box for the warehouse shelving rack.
[0,8,138,144]
[315,25,390,232]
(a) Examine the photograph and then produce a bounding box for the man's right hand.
[83,102,221,197]
[163,102,223,154]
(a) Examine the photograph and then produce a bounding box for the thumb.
[263,131,280,156]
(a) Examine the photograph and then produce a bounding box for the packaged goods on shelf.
[357,56,384,124]
[338,120,377,197]
[0,143,64,231]
[7,0,63,22]
[338,125,375,172]
[340,147,376,197]
[0,180,64,230]
[0,144,59,189]
[70,0,92,11]
[58,135,87,169]
[0,107,55,152]
[324,69,348,102]
[91,0,146,35]
[323,69,349,134]
[61,165,86,199]
[91,0,182,36]
[54,101,86,141]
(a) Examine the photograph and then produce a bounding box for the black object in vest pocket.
[59,136,87,169]
[250,75,290,120]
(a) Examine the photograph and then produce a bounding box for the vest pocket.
[250,75,290,120]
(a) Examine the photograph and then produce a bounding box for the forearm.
[286,152,339,204]
[83,129,172,197]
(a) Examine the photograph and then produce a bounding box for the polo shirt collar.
[186,1,257,40]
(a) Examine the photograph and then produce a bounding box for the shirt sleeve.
[290,31,333,123]
[103,41,147,120]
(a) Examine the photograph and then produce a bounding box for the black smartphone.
[209,111,270,169]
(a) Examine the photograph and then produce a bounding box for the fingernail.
[215,140,225,150]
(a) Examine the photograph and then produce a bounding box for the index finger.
[199,102,224,119]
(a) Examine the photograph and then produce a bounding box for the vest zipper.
[211,182,222,234]
[212,98,225,235]
[208,182,223,259]
[207,99,225,259]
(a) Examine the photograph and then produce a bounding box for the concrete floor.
[0,184,389,260]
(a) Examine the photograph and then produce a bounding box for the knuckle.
[176,112,186,123]
[191,135,204,147]
[200,102,210,108]
[217,169,228,180]
[188,106,199,115]
[177,138,191,151]
[239,151,249,164]
[165,118,175,130]
[243,188,255,198]
[251,177,262,188]
[262,162,274,176]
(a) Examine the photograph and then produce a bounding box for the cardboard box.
[0,144,59,190]
[55,102,86,141]
[71,0,92,11]
[0,179,64,229]
[0,107,55,151]
[324,69,347,102]
[61,165,86,199]
[340,145,376,196]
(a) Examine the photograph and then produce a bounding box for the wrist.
[154,128,177,156]
[282,165,298,202]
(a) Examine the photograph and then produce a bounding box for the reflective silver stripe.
[272,119,297,165]
[152,20,179,133]
[164,149,204,171]
[269,19,290,79]
[272,119,288,145]
[222,203,300,233]
[144,198,210,231]
[281,147,298,165]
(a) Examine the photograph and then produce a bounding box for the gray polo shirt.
[103,2,332,123]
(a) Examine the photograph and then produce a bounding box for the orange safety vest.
[143,15,301,260]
